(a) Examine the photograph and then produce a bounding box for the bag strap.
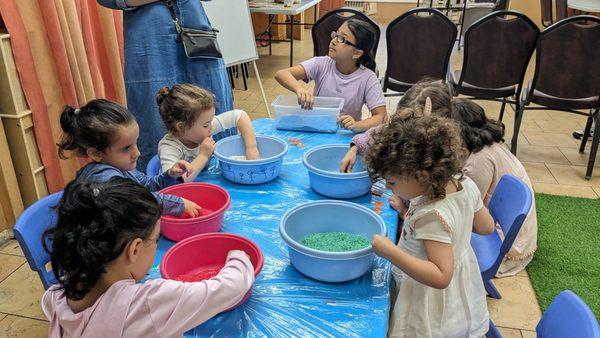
[166,0,182,34]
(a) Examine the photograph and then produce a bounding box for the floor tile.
[559,147,600,167]
[521,162,557,184]
[0,315,48,338]
[521,330,537,338]
[0,313,6,321]
[497,326,523,338]
[0,240,24,257]
[0,255,25,283]
[516,269,529,278]
[0,264,46,320]
[486,276,542,331]
[534,118,585,134]
[522,131,580,148]
[546,164,600,187]
[533,182,599,199]
[520,110,553,121]
[513,145,570,165]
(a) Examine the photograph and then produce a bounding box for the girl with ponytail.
[42,178,255,337]
[275,18,386,133]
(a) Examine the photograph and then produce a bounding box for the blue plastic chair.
[13,191,63,289]
[487,290,600,338]
[471,174,532,299]
[146,154,161,176]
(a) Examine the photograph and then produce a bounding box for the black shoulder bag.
[166,0,222,59]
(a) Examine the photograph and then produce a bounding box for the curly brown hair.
[156,83,215,135]
[365,115,468,200]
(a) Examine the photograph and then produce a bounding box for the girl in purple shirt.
[275,19,386,133]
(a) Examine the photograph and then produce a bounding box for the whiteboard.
[202,0,259,67]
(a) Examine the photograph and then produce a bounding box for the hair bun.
[156,86,170,106]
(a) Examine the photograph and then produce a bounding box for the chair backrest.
[555,0,568,21]
[492,0,509,11]
[146,154,161,176]
[13,191,63,289]
[311,8,381,58]
[536,290,600,338]
[540,0,553,26]
[458,11,538,92]
[488,175,532,259]
[385,8,457,85]
[529,16,600,102]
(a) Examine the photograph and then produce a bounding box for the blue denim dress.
[97,0,234,170]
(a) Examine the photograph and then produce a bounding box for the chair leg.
[510,102,524,155]
[484,278,502,299]
[498,97,507,122]
[585,110,600,180]
[486,320,502,338]
[579,115,593,153]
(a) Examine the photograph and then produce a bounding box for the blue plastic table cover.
[146,118,398,337]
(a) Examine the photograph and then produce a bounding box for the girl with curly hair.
[452,98,537,276]
[365,114,494,337]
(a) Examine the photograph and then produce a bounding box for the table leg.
[290,15,294,67]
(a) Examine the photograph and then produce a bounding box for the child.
[452,98,537,276]
[57,99,201,217]
[157,84,260,181]
[42,178,255,337]
[274,18,386,133]
[364,115,494,337]
[340,78,453,173]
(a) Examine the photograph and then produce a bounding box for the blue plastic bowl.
[279,200,387,282]
[214,135,288,185]
[302,144,373,199]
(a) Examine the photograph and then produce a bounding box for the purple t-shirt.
[301,56,385,121]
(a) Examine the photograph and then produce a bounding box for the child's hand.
[371,234,394,258]
[295,88,314,109]
[168,160,193,179]
[389,194,409,216]
[339,146,358,173]
[200,137,216,157]
[246,146,260,160]
[182,198,202,218]
[337,115,357,131]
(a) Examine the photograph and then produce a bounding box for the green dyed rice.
[300,232,370,252]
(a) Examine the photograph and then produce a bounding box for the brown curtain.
[0,0,125,193]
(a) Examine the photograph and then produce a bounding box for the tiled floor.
[1,24,596,338]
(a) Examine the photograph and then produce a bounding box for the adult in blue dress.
[97,0,234,169]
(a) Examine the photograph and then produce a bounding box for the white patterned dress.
[389,177,489,338]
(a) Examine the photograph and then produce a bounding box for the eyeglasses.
[330,31,356,47]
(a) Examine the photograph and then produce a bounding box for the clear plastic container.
[272,95,345,133]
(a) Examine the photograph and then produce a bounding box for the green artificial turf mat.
[526,193,600,319]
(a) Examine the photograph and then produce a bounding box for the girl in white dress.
[364,111,495,338]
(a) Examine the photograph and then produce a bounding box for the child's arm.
[274,65,314,109]
[142,250,255,336]
[183,137,215,182]
[473,206,495,235]
[212,110,260,160]
[338,106,387,133]
[372,235,454,289]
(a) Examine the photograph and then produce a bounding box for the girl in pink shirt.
[41,177,255,337]
[275,19,386,133]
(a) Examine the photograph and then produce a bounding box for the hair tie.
[74,108,81,116]
[423,97,432,116]
[92,188,100,197]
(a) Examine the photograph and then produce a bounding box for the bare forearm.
[382,246,451,289]
[275,70,303,93]
[352,113,385,133]
[184,154,211,182]
[237,112,258,151]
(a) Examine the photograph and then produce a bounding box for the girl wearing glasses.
[274,19,386,133]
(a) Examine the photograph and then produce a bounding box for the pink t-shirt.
[41,251,254,337]
[301,56,385,121]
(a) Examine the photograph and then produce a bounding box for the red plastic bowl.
[159,183,231,242]
[160,233,264,311]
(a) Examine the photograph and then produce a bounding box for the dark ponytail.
[57,99,135,159]
[451,98,505,153]
[43,177,160,300]
[345,18,377,72]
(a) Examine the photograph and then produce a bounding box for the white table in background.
[567,0,600,13]
[249,0,322,66]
